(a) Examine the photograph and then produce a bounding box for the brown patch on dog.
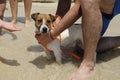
[31,13,55,30]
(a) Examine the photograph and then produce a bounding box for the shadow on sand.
[28,44,120,69]
[28,45,83,69]
[1,30,18,40]
[27,45,44,52]
[4,17,32,23]
[0,56,20,66]
[29,55,81,69]
[97,47,120,63]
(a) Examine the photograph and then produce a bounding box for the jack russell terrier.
[31,13,84,64]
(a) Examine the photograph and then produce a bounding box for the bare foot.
[70,61,95,80]
[25,20,31,27]
[11,20,17,24]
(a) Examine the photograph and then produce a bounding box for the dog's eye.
[38,19,42,22]
[47,20,51,23]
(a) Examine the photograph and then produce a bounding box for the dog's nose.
[42,27,48,33]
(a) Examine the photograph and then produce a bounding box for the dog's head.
[31,13,56,34]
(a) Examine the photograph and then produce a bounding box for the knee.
[80,0,99,10]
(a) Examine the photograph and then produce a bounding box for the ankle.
[25,20,31,27]
[81,59,95,68]
[11,19,17,24]
[25,18,30,21]
[25,19,30,23]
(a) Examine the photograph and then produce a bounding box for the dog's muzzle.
[40,24,50,34]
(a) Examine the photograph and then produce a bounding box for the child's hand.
[0,19,21,32]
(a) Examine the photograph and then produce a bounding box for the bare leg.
[24,0,32,27]
[56,0,71,17]
[97,36,120,52]
[74,0,114,53]
[97,0,119,52]
[0,0,6,34]
[70,0,102,79]
[77,36,120,53]
[9,0,18,24]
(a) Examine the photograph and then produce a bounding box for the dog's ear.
[49,14,56,22]
[31,13,40,21]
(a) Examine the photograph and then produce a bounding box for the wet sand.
[0,2,120,80]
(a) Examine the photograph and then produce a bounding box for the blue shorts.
[101,0,120,35]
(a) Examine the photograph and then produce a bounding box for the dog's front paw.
[46,53,52,61]
[56,58,62,65]
[46,55,52,60]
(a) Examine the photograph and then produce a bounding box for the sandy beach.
[0,2,120,80]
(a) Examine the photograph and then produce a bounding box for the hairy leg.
[97,0,117,52]
[0,0,6,34]
[76,0,116,52]
[100,0,115,14]
[70,0,102,80]
[24,0,32,27]
[77,36,120,53]
[9,0,18,24]
[81,0,102,62]
[97,36,120,52]
[81,0,102,68]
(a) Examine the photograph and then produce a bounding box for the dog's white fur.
[45,24,84,64]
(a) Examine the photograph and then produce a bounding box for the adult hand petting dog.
[35,31,54,46]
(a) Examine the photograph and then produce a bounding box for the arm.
[51,0,81,38]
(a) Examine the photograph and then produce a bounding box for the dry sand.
[0,2,120,80]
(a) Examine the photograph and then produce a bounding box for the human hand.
[0,20,21,32]
[35,31,54,46]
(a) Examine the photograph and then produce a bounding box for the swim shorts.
[101,0,120,35]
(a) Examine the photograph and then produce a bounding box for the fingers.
[13,25,22,31]
[11,23,21,30]
[8,27,21,32]
[35,33,46,45]
[12,27,22,31]
[35,31,41,35]
[35,34,41,42]
[35,32,54,46]
[1,22,22,32]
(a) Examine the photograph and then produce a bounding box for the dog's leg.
[47,39,62,64]
[51,44,62,64]
[53,47,62,64]
[44,49,52,60]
